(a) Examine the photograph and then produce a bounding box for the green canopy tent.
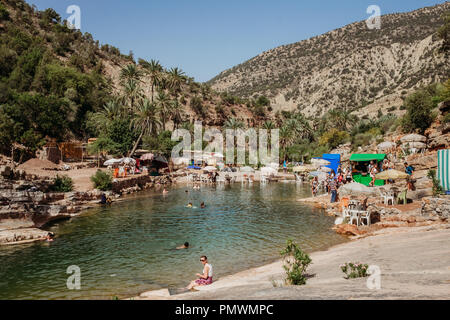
[350,154,386,186]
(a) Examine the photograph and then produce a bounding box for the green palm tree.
[170,99,184,130]
[279,125,293,161]
[120,64,143,83]
[129,99,161,156]
[223,118,245,130]
[156,92,172,131]
[122,79,143,111]
[89,99,123,132]
[167,67,186,98]
[262,120,276,130]
[139,59,163,102]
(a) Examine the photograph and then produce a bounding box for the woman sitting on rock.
[187,256,213,290]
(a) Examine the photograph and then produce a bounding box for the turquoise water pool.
[0,183,346,300]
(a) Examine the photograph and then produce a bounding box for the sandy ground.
[17,159,106,192]
[135,224,450,300]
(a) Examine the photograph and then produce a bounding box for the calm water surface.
[0,183,347,300]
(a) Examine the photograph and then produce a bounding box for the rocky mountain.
[0,0,253,142]
[209,2,450,118]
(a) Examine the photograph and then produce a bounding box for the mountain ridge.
[208,2,450,118]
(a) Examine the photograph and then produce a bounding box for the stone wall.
[112,175,172,194]
[421,196,450,221]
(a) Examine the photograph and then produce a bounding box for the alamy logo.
[171,121,280,166]
[66,5,81,30]
[66,265,81,290]
[366,5,381,30]
[366,265,381,290]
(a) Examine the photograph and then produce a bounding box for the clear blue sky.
[27,0,447,82]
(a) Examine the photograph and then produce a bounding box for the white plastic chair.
[349,210,360,226]
[384,192,395,206]
[260,175,268,183]
[342,206,351,220]
[360,211,371,226]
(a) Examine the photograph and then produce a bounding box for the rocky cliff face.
[209,3,450,116]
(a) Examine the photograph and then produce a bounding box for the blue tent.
[187,165,202,170]
[322,154,341,175]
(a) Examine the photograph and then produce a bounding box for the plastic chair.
[349,210,360,226]
[397,190,407,205]
[342,206,351,220]
[360,211,371,226]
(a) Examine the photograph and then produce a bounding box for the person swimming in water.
[187,203,193,208]
[45,232,55,242]
[163,188,169,194]
[200,202,205,209]
[177,242,190,250]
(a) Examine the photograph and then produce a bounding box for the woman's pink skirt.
[195,277,213,285]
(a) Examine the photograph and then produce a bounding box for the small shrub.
[340,262,369,279]
[50,175,73,192]
[280,239,312,285]
[443,113,450,124]
[427,169,443,196]
[90,170,113,191]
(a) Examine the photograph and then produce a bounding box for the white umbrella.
[339,182,377,196]
[261,167,277,175]
[204,166,218,172]
[240,166,255,173]
[377,141,396,150]
[400,134,426,143]
[103,159,121,166]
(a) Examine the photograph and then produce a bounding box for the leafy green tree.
[319,128,349,149]
[401,89,435,134]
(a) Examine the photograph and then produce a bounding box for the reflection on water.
[0,183,347,300]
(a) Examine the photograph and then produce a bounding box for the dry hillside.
[209,3,450,118]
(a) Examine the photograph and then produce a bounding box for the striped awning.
[437,149,450,191]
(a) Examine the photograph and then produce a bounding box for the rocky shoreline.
[0,164,172,246]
